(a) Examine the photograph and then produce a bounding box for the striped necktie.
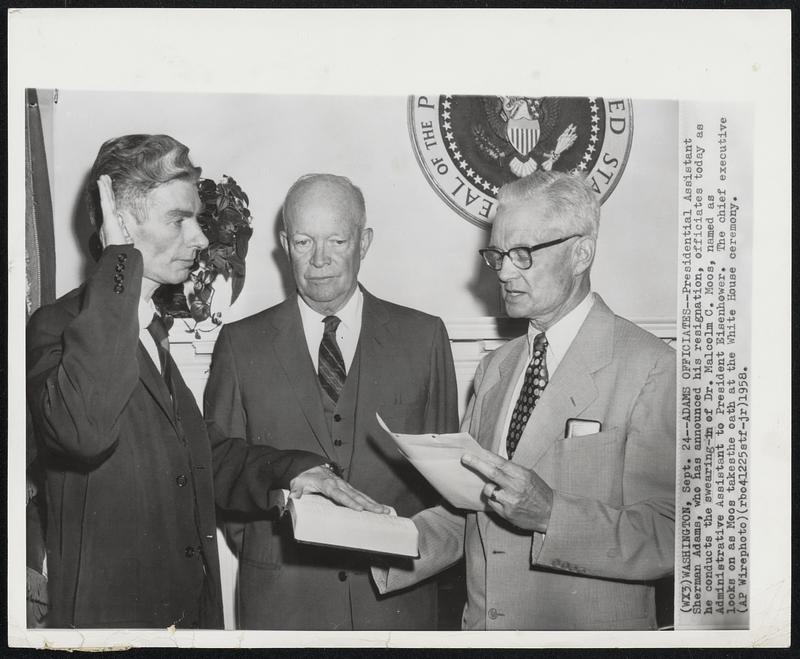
[318,315,347,403]
[505,332,549,460]
[147,313,175,398]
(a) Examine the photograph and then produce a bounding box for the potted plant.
[153,175,253,334]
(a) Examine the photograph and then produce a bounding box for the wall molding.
[171,315,676,414]
[172,316,677,355]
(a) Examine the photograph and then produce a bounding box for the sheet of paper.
[376,414,490,511]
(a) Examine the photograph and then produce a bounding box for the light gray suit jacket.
[374,295,676,630]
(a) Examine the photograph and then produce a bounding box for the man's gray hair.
[86,134,201,228]
[496,171,600,238]
[282,173,367,231]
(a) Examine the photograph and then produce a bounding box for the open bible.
[269,489,419,558]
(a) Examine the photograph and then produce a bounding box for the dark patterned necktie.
[318,315,346,403]
[147,313,175,398]
[505,332,549,460]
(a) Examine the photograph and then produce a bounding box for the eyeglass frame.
[478,234,583,271]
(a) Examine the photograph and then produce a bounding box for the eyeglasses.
[478,234,582,271]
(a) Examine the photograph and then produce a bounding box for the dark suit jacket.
[376,295,676,630]
[204,289,459,629]
[26,246,325,628]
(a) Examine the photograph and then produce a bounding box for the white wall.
[49,91,676,322]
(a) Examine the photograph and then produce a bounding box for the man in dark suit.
[373,170,675,630]
[204,173,459,630]
[26,136,387,629]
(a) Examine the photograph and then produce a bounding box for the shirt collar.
[527,291,595,361]
[138,296,158,333]
[297,286,363,330]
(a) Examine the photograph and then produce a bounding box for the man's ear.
[279,230,289,257]
[359,227,374,259]
[572,236,595,276]
[112,206,137,243]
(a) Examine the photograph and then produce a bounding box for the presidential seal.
[408,96,634,229]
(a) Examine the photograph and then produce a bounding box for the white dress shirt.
[297,287,363,374]
[499,292,596,458]
[137,296,162,374]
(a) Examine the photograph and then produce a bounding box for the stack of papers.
[376,414,490,511]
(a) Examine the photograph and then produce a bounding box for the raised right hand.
[97,175,133,248]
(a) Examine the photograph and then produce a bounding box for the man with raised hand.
[26,136,387,629]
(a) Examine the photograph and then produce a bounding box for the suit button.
[488,608,499,620]
[184,546,195,558]
[334,439,342,447]
[117,253,127,263]
[115,263,125,273]
[338,571,347,582]
[333,414,342,422]
[176,474,188,487]
[113,284,124,294]
[113,273,123,283]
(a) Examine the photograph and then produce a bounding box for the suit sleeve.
[531,347,676,581]
[205,325,326,514]
[26,245,142,465]
[372,503,466,594]
[422,318,459,434]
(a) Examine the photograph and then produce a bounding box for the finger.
[464,445,507,467]
[482,482,499,501]
[324,486,365,512]
[461,453,515,489]
[97,175,117,220]
[97,175,128,247]
[464,445,530,482]
[340,487,392,514]
[485,497,507,517]
[338,481,393,514]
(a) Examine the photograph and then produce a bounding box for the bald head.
[282,174,366,234]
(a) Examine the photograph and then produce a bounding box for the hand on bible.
[289,465,392,514]
[462,446,554,533]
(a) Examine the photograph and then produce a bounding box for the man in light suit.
[204,173,459,630]
[26,136,387,628]
[373,170,675,630]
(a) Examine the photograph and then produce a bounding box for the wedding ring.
[488,485,500,502]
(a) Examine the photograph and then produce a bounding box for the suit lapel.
[270,297,333,459]
[481,338,528,453]
[475,338,527,540]
[137,341,181,434]
[351,290,389,470]
[510,296,616,469]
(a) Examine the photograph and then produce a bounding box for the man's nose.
[188,218,209,250]
[310,242,329,267]
[496,254,519,282]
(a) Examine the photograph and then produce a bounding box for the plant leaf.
[231,271,245,305]
[227,253,245,276]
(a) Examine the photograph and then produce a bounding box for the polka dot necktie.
[318,315,347,403]
[505,332,549,460]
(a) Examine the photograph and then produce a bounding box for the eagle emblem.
[409,95,633,229]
